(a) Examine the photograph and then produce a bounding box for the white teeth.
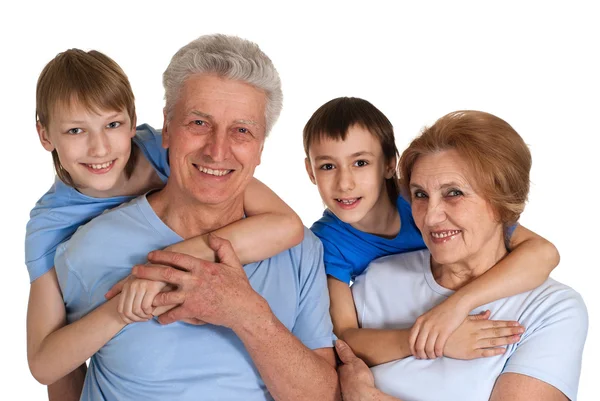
[87,160,114,170]
[336,198,358,205]
[431,230,461,239]
[196,165,231,176]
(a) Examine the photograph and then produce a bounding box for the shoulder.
[134,123,162,142]
[60,197,144,253]
[310,209,343,237]
[525,279,588,324]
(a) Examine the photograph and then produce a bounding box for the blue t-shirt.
[311,195,426,284]
[54,195,335,401]
[353,250,588,401]
[24,124,168,283]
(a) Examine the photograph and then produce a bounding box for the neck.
[351,192,399,238]
[148,184,244,239]
[431,230,508,291]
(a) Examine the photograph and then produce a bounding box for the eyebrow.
[410,181,465,190]
[189,111,262,128]
[314,151,375,162]
[59,112,123,125]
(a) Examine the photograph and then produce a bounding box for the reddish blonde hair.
[36,49,137,187]
[399,111,531,225]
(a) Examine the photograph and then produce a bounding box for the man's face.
[163,73,267,205]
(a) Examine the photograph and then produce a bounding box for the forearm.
[30,298,125,385]
[234,301,339,401]
[47,363,86,401]
[451,238,559,311]
[165,211,303,265]
[342,328,412,367]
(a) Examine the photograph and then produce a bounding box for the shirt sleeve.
[25,209,75,283]
[291,231,336,350]
[320,235,353,284]
[501,290,588,400]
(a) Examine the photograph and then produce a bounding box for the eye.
[193,120,206,126]
[353,160,369,167]
[106,121,121,129]
[236,127,249,134]
[412,190,428,199]
[67,128,83,135]
[447,189,464,197]
[319,163,335,171]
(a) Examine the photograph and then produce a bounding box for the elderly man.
[53,34,338,401]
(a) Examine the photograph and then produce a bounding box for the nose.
[88,130,110,158]
[424,198,447,228]
[203,129,229,162]
[336,167,355,192]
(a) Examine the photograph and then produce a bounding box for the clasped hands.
[104,234,261,329]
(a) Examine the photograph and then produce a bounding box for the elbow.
[288,214,305,246]
[542,239,561,273]
[28,355,57,385]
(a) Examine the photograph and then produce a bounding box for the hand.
[336,340,376,401]
[444,310,524,360]
[409,297,470,359]
[117,275,175,324]
[131,234,265,328]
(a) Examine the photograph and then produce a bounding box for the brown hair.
[36,49,137,187]
[303,97,399,205]
[399,110,532,225]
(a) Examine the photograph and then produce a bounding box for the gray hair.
[163,34,283,136]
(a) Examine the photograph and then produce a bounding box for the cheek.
[410,202,427,228]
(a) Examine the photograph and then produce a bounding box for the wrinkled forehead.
[410,149,477,190]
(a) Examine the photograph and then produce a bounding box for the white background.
[1,0,598,399]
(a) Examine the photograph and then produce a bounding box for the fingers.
[208,234,241,267]
[118,280,152,323]
[105,276,128,299]
[132,263,187,285]
[468,310,491,321]
[408,324,419,357]
[146,250,198,272]
[424,332,439,359]
[152,290,186,307]
[335,340,357,364]
[157,305,187,325]
[181,317,207,325]
[475,319,521,330]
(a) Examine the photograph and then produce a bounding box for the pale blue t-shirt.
[310,195,426,284]
[25,124,168,283]
[352,250,588,401]
[54,195,335,401]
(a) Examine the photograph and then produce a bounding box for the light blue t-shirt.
[310,195,426,284]
[352,250,588,401]
[25,124,168,283]
[54,195,335,401]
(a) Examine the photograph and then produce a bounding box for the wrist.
[230,293,273,335]
[449,290,476,314]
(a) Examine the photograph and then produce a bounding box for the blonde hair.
[36,49,137,186]
[399,110,531,225]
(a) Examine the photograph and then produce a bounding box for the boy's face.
[305,125,396,231]
[37,100,136,197]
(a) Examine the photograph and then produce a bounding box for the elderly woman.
[337,111,588,401]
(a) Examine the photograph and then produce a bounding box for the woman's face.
[409,149,504,266]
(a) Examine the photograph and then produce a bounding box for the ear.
[256,141,265,166]
[385,156,397,179]
[36,121,55,152]
[305,157,316,185]
[161,108,170,149]
[129,115,138,138]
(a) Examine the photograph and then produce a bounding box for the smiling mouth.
[430,230,462,242]
[336,197,361,205]
[84,160,115,170]
[193,164,233,176]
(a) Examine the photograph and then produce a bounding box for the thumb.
[105,277,127,299]
[208,234,241,267]
[335,340,357,364]
[469,309,491,321]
